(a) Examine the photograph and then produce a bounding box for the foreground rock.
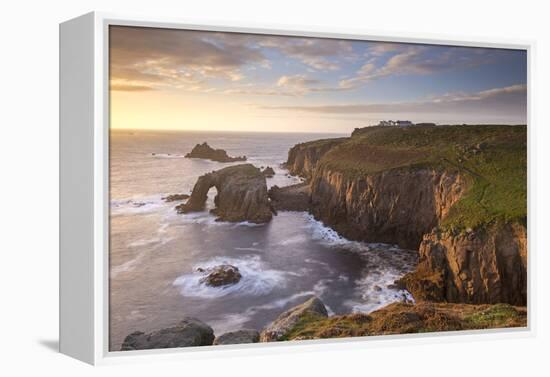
[176,164,273,223]
[213,329,260,345]
[278,301,526,340]
[399,223,527,305]
[268,183,311,212]
[261,166,275,177]
[120,318,214,350]
[185,142,246,162]
[199,265,242,287]
[162,193,190,202]
[260,296,328,342]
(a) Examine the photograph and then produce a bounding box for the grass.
[463,303,525,329]
[280,302,526,341]
[313,125,527,230]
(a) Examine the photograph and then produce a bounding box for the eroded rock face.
[268,183,311,212]
[176,164,273,223]
[400,223,527,305]
[261,166,275,177]
[285,139,346,179]
[120,318,215,351]
[185,142,247,162]
[213,329,260,345]
[260,296,328,342]
[199,265,242,287]
[310,167,467,249]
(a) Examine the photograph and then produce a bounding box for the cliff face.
[284,125,527,305]
[400,223,527,305]
[285,139,346,178]
[309,167,467,249]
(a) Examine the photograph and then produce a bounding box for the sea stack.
[185,142,247,162]
[176,164,273,223]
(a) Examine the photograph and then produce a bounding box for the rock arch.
[176,164,273,223]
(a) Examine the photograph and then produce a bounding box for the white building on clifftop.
[378,120,413,126]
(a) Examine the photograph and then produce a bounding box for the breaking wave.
[173,256,286,298]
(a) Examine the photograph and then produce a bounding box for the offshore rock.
[176,164,273,223]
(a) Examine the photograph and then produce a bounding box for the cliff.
[285,138,346,178]
[399,223,527,305]
[286,125,527,305]
[176,164,273,223]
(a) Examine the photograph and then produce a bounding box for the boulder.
[162,193,190,202]
[185,142,246,162]
[120,318,214,351]
[261,166,275,177]
[200,265,242,287]
[260,296,328,342]
[213,329,260,345]
[176,164,273,223]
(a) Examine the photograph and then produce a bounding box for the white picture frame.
[59,11,535,365]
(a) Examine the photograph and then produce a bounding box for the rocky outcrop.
[185,142,246,162]
[120,318,214,350]
[310,167,467,249]
[278,301,526,340]
[176,164,273,223]
[285,138,346,179]
[260,296,328,342]
[283,125,526,306]
[162,193,190,202]
[199,265,242,287]
[213,329,260,345]
[399,223,527,305]
[261,166,275,177]
[268,183,311,212]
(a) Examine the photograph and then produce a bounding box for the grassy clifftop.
[280,302,526,340]
[315,125,527,230]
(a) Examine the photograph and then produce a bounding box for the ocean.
[109,129,417,350]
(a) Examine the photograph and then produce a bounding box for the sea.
[109,129,417,350]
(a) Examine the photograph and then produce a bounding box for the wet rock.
[213,329,260,345]
[261,166,275,178]
[162,193,190,202]
[120,318,214,351]
[199,264,242,287]
[185,142,246,162]
[176,164,273,223]
[260,296,328,342]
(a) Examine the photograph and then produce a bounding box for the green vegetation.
[315,125,527,230]
[281,302,526,341]
[463,303,525,329]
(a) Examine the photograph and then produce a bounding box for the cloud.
[110,26,267,91]
[110,83,155,92]
[258,84,527,122]
[258,37,353,71]
[221,74,344,97]
[340,45,508,89]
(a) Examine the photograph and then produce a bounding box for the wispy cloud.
[258,84,527,122]
[110,26,267,91]
[340,45,506,89]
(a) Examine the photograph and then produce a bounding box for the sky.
[109,26,527,133]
